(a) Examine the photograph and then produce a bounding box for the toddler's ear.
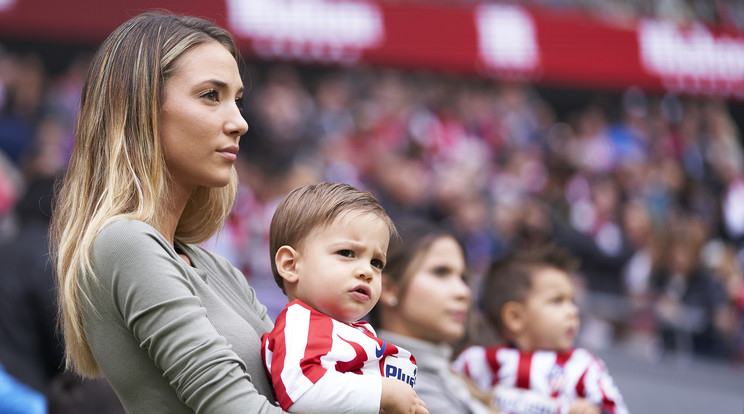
[501,301,526,335]
[275,245,300,284]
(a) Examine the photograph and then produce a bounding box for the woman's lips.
[449,310,468,322]
[217,145,239,161]
[217,151,237,161]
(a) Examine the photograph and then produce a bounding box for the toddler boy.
[453,245,628,414]
[262,182,426,414]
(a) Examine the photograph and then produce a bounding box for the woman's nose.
[453,276,472,300]
[226,106,249,137]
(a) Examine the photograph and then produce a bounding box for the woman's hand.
[380,377,429,414]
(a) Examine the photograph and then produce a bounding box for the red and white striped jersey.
[452,345,628,414]
[262,299,418,412]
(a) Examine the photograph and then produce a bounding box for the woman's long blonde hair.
[50,11,242,376]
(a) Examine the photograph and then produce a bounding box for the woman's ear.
[501,301,526,335]
[380,274,400,307]
[275,245,299,284]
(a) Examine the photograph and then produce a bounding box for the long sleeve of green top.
[82,219,287,413]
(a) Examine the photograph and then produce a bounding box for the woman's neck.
[156,183,192,246]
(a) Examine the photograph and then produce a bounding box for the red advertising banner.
[0,0,742,98]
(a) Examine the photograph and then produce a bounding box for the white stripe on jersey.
[453,345,629,414]
[262,299,418,412]
[281,303,314,398]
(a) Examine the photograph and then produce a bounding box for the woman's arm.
[89,220,285,414]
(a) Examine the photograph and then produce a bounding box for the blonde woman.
[51,12,287,413]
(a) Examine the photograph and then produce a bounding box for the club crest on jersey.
[547,364,565,394]
[383,356,417,387]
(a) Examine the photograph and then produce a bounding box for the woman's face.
[393,236,471,343]
[160,41,248,194]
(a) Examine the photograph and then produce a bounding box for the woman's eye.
[235,96,244,110]
[337,250,353,258]
[202,90,219,101]
[432,266,449,278]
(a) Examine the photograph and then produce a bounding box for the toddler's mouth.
[350,285,371,301]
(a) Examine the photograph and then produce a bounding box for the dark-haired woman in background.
[370,220,496,414]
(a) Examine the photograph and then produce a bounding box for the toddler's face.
[520,268,579,351]
[291,211,389,324]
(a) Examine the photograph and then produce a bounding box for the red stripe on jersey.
[601,391,617,413]
[575,368,588,397]
[556,349,574,366]
[260,334,276,401]
[335,336,367,374]
[267,308,292,408]
[516,351,533,389]
[599,377,617,413]
[382,338,400,357]
[301,309,334,383]
[485,347,502,387]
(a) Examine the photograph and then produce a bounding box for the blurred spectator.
[0,173,62,393]
[0,56,125,412]
[0,53,45,163]
[621,199,659,305]
[651,216,731,359]
[700,239,744,358]
[0,148,22,239]
[561,173,633,295]
[565,104,616,173]
[245,64,316,173]
[607,87,651,169]
[0,110,71,390]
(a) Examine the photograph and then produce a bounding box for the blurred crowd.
[0,22,743,405]
[0,44,128,412]
[220,63,744,364]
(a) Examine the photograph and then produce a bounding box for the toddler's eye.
[337,250,353,258]
[371,258,384,270]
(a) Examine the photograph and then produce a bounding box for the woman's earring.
[388,297,398,307]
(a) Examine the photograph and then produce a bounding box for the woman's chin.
[428,326,465,344]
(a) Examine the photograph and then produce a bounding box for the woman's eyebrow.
[201,79,245,93]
